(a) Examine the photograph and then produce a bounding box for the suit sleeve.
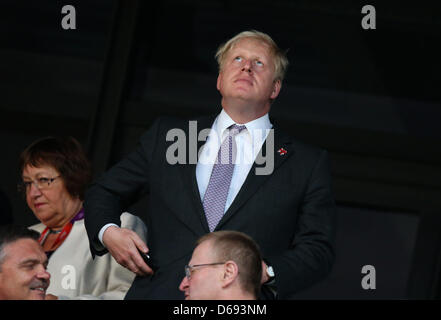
[265,149,336,298]
[84,118,161,256]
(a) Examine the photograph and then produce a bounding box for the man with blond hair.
[85,30,336,299]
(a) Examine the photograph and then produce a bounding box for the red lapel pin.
[277,148,287,156]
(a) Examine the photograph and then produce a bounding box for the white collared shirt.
[196,109,273,212]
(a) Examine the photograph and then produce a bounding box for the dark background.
[0,0,440,299]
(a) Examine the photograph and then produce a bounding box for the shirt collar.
[214,109,273,142]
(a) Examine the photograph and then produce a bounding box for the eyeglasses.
[18,176,61,193]
[184,262,225,280]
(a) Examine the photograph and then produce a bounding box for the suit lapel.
[214,124,295,230]
[177,115,216,234]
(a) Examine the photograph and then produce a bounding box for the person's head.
[0,225,50,300]
[179,230,262,300]
[19,136,92,229]
[215,30,289,120]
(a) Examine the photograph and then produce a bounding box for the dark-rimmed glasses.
[184,262,225,280]
[18,176,61,193]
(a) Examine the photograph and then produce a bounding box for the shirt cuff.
[98,223,119,247]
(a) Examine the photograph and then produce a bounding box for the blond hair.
[197,231,262,298]
[215,30,289,82]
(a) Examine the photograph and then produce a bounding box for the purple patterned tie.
[203,124,247,232]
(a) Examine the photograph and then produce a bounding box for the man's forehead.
[230,38,271,54]
[4,239,46,264]
[191,240,214,263]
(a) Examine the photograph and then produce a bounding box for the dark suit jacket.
[84,114,336,299]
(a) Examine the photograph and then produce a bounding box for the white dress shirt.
[196,109,272,211]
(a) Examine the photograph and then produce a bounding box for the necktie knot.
[229,124,246,137]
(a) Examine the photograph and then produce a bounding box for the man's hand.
[102,226,153,276]
[261,260,270,284]
[45,294,58,300]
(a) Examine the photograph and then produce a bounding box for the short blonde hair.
[215,30,289,82]
[197,231,262,298]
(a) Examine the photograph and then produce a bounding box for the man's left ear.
[270,80,281,100]
[221,261,239,288]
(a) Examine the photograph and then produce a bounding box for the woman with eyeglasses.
[19,136,147,300]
